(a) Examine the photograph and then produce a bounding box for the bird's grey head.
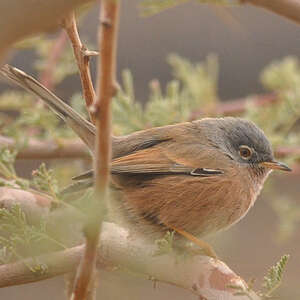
[200,117,291,174]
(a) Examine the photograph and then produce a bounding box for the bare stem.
[62,12,97,124]
[70,1,120,300]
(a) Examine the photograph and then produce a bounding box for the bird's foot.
[169,226,218,259]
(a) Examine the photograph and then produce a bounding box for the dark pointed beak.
[260,161,292,172]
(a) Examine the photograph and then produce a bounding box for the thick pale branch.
[241,0,300,24]
[0,0,94,63]
[0,188,265,299]
[62,12,97,123]
[0,187,51,219]
[0,219,260,300]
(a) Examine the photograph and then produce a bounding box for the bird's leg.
[169,225,218,259]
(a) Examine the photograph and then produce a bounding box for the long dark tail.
[0,64,95,151]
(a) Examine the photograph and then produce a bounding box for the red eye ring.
[239,145,252,159]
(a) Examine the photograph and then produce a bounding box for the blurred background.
[0,0,299,299]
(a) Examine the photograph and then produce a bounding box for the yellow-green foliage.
[0,148,29,189]
[0,204,66,264]
[32,163,59,196]
[244,57,300,149]
[140,0,236,16]
[113,54,218,134]
[261,255,290,298]
[228,255,290,300]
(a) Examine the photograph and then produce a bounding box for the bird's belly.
[110,174,261,239]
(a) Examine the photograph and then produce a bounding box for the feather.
[0,65,96,151]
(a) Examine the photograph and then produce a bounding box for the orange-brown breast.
[110,162,259,238]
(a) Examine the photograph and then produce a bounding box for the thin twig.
[240,0,300,24]
[62,12,97,124]
[70,1,120,300]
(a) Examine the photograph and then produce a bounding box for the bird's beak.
[260,161,292,172]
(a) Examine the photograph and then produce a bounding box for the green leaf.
[0,148,17,179]
[32,163,59,197]
[262,255,290,298]
[0,205,67,265]
[261,56,300,91]
[154,231,175,256]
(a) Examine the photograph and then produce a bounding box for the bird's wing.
[111,147,223,177]
[110,147,223,176]
[72,145,223,182]
[0,65,95,151]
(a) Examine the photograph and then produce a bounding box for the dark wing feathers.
[73,144,224,181]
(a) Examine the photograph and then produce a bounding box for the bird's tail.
[0,64,95,151]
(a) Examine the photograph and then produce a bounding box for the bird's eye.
[239,145,253,159]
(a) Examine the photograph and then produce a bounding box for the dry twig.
[70,1,120,299]
[62,12,97,124]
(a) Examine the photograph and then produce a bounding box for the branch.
[216,94,278,116]
[190,94,278,119]
[0,0,93,63]
[275,146,300,158]
[71,1,120,299]
[240,0,300,24]
[0,187,262,300]
[0,187,260,299]
[62,12,97,124]
[0,187,51,219]
[0,135,90,160]
[0,219,259,300]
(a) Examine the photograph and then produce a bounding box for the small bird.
[0,65,291,258]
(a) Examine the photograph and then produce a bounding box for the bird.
[0,64,291,258]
